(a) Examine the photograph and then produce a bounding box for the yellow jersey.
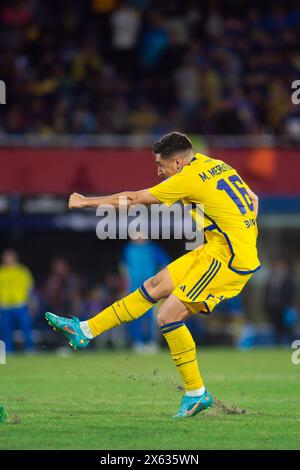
[149,153,260,274]
[0,264,33,308]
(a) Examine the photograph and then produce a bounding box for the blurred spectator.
[139,12,169,71]
[120,236,170,352]
[174,54,200,120]
[264,258,298,345]
[72,44,102,83]
[214,98,245,134]
[43,257,81,316]
[83,285,107,318]
[91,0,117,15]
[99,272,126,348]
[130,101,159,134]
[0,249,34,353]
[283,110,300,143]
[111,1,141,76]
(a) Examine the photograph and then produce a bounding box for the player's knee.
[156,311,168,327]
[157,304,184,327]
[144,272,172,300]
[157,309,179,327]
[157,294,191,327]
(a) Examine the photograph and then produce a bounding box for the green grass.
[0,348,299,450]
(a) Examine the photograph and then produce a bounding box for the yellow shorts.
[167,246,252,315]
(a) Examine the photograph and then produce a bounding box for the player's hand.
[68,193,86,210]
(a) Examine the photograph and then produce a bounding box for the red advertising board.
[0,147,299,195]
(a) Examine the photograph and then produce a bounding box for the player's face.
[155,154,183,179]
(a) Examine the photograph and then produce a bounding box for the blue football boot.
[174,390,213,418]
[45,312,90,351]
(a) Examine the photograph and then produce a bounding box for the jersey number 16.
[217,175,254,215]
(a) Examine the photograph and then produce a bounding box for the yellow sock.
[161,322,204,391]
[88,284,155,337]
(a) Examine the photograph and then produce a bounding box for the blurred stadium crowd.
[1,0,300,137]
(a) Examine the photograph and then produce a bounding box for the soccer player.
[46,132,260,418]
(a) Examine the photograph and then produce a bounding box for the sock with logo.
[161,322,204,391]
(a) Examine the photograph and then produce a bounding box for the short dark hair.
[152,132,193,159]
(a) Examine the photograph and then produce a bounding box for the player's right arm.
[69,169,191,210]
[68,190,159,210]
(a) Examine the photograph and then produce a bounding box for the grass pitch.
[0,348,299,450]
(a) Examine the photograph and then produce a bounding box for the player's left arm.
[247,187,259,217]
[68,190,159,210]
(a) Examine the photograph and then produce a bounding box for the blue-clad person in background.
[120,235,171,352]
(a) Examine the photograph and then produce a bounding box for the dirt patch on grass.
[9,414,22,424]
[213,397,247,415]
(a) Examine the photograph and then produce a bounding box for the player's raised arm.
[247,188,259,217]
[68,190,159,210]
